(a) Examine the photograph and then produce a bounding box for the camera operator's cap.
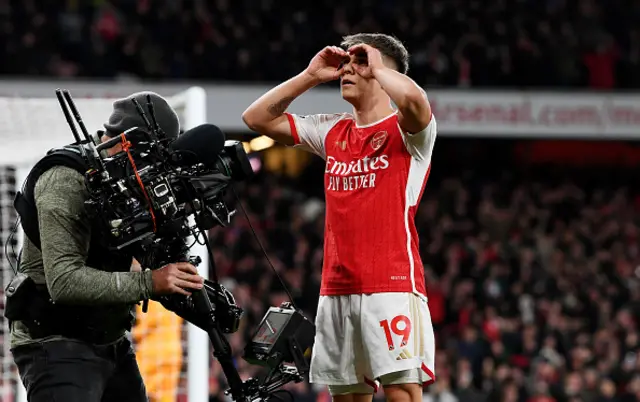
[103,91,180,139]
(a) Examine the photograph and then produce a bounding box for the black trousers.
[11,337,148,402]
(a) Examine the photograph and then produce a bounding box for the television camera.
[44,89,315,402]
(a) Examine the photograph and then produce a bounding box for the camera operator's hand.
[151,262,204,296]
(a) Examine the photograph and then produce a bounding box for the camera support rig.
[138,163,315,402]
[187,227,315,402]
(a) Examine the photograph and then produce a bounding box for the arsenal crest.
[371,131,388,151]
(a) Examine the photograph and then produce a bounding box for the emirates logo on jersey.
[371,131,388,151]
[325,155,390,191]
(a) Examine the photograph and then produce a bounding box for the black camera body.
[83,126,251,253]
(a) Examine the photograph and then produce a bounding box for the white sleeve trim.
[400,116,437,162]
[289,113,349,159]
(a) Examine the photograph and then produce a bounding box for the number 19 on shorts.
[380,315,412,351]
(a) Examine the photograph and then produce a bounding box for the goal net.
[0,86,210,402]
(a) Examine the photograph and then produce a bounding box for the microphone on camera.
[169,124,226,167]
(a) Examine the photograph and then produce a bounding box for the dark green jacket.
[11,166,154,348]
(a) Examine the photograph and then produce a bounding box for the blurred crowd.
[202,163,640,402]
[1,153,639,402]
[1,0,640,88]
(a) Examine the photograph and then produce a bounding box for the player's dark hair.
[341,33,409,74]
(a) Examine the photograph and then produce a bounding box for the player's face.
[340,54,382,105]
[339,52,377,103]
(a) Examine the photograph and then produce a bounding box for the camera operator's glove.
[155,279,243,334]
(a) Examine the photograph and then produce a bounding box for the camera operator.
[5,92,204,402]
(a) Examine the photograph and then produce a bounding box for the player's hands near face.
[305,46,350,83]
[348,44,385,79]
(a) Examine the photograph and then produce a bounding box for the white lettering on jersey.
[325,155,390,175]
[325,155,390,192]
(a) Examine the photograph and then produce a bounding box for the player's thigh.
[311,295,363,384]
[380,369,423,402]
[360,292,436,381]
[329,387,375,402]
[12,340,109,402]
[327,369,424,402]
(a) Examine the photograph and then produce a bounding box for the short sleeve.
[284,113,346,159]
[401,115,437,162]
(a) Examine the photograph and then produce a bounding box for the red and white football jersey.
[285,111,437,298]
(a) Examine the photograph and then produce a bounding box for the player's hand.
[348,44,385,79]
[305,46,350,83]
[151,262,204,296]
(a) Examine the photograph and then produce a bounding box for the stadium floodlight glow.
[242,142,252,154]
[249,136,275,152]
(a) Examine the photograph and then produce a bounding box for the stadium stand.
[1,0,639,88]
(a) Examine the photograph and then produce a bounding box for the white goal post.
[0,86,209,402]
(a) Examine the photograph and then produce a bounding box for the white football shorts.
[309,292,436,394]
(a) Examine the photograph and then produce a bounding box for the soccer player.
[242,33,437,402]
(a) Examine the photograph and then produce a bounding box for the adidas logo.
[396,349,413,360]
